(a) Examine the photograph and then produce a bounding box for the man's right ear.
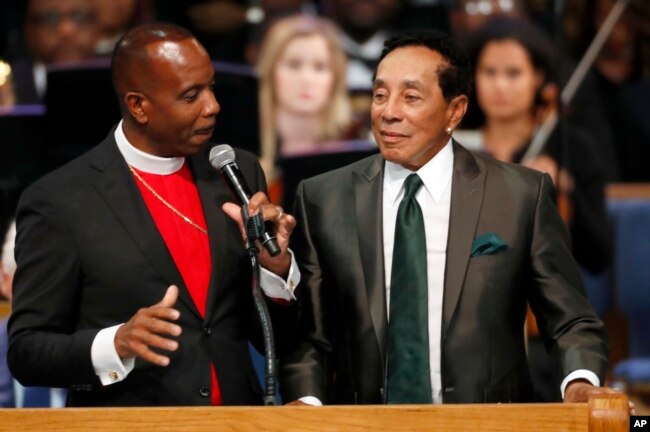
[125,92,148,124]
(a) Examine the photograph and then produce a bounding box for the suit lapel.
[89,135,202,320]
[442,142,485,340]
[354,155,388,356]
[190,151,234,323]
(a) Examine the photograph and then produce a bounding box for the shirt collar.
[384,138,454,205]
[114,120,185,175]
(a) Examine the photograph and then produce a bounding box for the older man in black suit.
[280,31,615,406]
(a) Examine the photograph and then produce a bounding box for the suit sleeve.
[279,180,331,402]
[527,174,609,382]
[8,185,100,388]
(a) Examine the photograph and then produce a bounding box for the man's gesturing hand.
[115,285,182,366]
[222,191,296,277]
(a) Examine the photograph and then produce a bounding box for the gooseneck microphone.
[210,144,280,405]
[209,144,281,257]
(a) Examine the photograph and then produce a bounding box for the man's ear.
[125,92,148,124]
[447,94,468,130]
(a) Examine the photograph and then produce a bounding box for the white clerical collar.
[114,120,185,175]
[385,138,454,205]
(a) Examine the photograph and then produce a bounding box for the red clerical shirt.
[132,162,222,405]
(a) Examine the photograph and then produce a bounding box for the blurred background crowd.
[0,0,648,411]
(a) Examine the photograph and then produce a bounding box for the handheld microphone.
[209,144,281,257]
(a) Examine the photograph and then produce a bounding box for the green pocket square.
[471,232,507,257]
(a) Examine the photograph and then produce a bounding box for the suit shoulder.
[26,146,103,195]
[21,134,119,207]
[301,153,381,190]
[473,151,545,186]
[233,147,259,165]
[230,146,264,182]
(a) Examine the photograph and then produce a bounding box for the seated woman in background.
[256,14,367,208]
[457,17,612,275]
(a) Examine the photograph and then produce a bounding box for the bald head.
[111,23,197,109]
[109,22,218,157]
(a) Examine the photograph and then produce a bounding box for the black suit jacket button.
[203,327,212,337]
[199,386,210,398]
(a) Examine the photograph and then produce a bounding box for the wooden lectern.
[0,393,629,432]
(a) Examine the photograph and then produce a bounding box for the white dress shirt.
[92,121,300,385]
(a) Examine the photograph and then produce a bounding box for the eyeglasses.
[464,0,516,16]
[28,9,95,27]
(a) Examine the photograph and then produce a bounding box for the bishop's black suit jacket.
[8,128,293,406]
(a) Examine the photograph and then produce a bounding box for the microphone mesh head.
[209,144,236,169]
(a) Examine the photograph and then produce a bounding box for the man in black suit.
[281,31,617,406]
[8,23,299,406]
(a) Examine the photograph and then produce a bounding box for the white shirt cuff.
[298,396,323,406]
[560,369,600,398]
[91,324,135,386]
[260,248,300,301]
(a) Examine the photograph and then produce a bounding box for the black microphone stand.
[241,205,278,406]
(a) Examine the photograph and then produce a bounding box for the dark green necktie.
[386,173,432,404]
